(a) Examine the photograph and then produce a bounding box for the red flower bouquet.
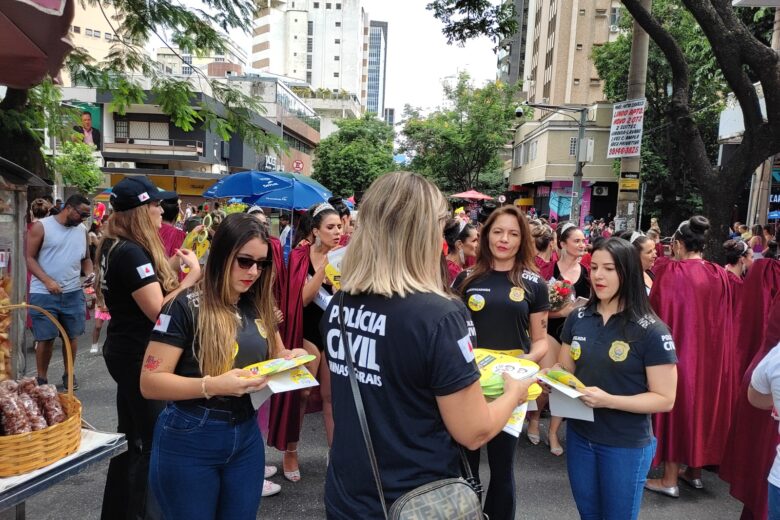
[548,279,576,311]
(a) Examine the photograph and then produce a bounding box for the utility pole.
[570,108,588,226]
[614,0,651,232]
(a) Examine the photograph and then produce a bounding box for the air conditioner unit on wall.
[610,25,619,32]
[121,162,136,169]
[593,186,609,196]
[106,161,120,168]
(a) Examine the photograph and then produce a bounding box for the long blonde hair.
[95,204,178,307]
[196,213,278,376]
[340,171,450,298]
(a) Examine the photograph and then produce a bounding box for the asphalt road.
[10,319,745,520]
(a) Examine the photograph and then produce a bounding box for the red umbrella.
[449,189,493,201]
[0,0,74,89]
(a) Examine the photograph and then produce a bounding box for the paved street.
[14,319,744,519]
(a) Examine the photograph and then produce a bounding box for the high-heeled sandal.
[526,419,541,445]
[283,449,301,482]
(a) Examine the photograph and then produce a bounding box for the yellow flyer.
[325,247,347,290]
[243,354,316,378]
[474,349,540,384]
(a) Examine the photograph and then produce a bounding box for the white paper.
[0,429,124,493]
[250,366,319,408]
[536,374,594,422]
[502,402,529,437]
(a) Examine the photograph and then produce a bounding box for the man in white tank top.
[26,194,93,390]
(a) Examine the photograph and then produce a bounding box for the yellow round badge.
[609,341,630,362]
[468,294,486,312]
[255,319,267,338]
[570,341,582,361]
[509,287,525,302]
[232,342,239,359]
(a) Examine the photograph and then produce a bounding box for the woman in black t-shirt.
[95,176,200,520]
[540,222,590,455]
[323,172,534,519]
[140,213,307,519]
[554,238,677,519]
[455,205,549,520]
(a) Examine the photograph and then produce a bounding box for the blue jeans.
[566,424,655,520]
[149,404,264,520]
[769,482,780,520]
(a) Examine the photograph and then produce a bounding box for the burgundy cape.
[649,259,737,467]
[535,251,558,280]
[720,260,780,520]
[267,244,310,451]
[732,260,780,375]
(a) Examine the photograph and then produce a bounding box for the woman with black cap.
[95,176,201,520]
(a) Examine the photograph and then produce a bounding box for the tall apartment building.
[522,0,617,105]
[64,1,125,86]
[383,108,395,127]
[252,0,370,109]
[496,0,530,86]
[367,21,388,116]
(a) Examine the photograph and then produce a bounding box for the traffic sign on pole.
[293,160,304,172]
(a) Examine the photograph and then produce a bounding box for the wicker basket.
[0,303,82,477]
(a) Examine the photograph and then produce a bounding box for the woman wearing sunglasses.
[140,213,306,519]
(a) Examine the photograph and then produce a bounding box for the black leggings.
[465,431,519,520]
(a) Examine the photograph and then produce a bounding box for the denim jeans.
[566,424,655,520]
[769,482,780,520]
[149,404,265,520]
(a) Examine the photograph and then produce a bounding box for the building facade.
[252,0,370,109]
[510,104,617,222]
[497,0,529,86]
[156,36,247,77]
[522,0,617,105]
[367,21,388,116]
[383,107,395,127]
[64,1,124,86]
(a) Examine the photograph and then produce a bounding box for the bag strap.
[338,292,389,519]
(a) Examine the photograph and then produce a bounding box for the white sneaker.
[262,479,281,497]
[90,343,99,354]
[264,465,277,479]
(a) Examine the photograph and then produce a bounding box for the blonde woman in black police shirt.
[553,237,677,520]
[454,205,550,520]
[140,214,307,519]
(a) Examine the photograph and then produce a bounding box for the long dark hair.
[589,237,657,323]
[461,205,537,293]
[196,213,278,375]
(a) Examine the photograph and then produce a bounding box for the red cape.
[649,259,737,468]
[720,259,780,519]
[535,251,558,280]
[267,244,309,451]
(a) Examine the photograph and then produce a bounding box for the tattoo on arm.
[541,319,548,330]
[143,355,162,372]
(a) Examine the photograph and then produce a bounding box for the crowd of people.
[20,173,780,519]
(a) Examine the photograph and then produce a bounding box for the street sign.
[293,159,304,172]
[497,195,506,203]
[607,99,646,158]
[619,172,640,192]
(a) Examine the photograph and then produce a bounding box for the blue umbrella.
[202,171,292,198]
[243,172,333,211]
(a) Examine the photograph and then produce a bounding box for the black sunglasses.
[235,256,273,271]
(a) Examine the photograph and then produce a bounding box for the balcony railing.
[103,139,205,157]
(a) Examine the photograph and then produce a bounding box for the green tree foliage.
[0,0,282,182]
[52,140,103,194]
[312,114,395,196]
[592,2,773,232]
[401,73,518,194]
[427,0,517,47]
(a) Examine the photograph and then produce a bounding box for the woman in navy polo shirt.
[556,237,678,520]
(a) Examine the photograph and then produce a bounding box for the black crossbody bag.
[336,292,485,520]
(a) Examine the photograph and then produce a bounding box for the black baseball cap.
[110,176,177,212]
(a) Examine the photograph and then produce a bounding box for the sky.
[184,0,499,114]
